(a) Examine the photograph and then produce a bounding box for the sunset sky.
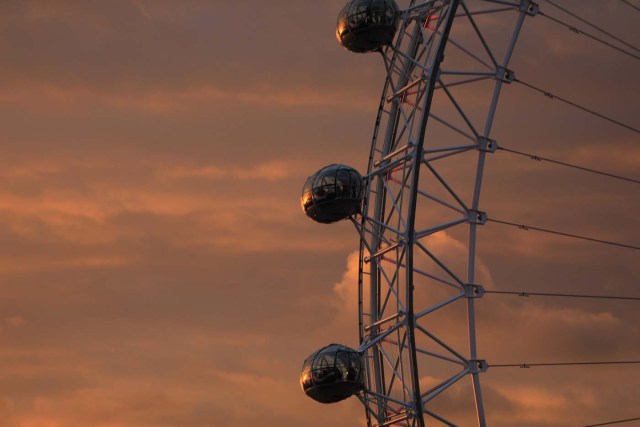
[0,1,639,426]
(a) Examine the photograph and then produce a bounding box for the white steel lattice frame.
[352,1,536,425]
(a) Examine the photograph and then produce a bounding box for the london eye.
[299,1,640,426]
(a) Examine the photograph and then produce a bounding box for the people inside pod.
[336,0,400,53]
[301,164,364,224]
[300,344,364,404]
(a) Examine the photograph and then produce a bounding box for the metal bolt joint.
[465,284,485,298]
[467,210,487,225]
[522,0,540,16]
[478,136,498,153]
[496,66,516,83]
[469,359,489,374]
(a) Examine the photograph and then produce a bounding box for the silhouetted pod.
[300,344,364,404]
[301,164,363,224]
[336,0,400,53]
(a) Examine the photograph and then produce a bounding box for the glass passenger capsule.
[301,164,364,224]
[336,0,400,53]
[300,344,364,404]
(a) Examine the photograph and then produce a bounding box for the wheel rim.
[355,1,530,425]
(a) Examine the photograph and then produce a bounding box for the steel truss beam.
[357,1,530,426]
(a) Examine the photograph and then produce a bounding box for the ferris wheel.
[299,0,640,426]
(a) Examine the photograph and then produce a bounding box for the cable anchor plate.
[522,0,540,16]
[467,210,487,225]
[496,66,516,84]
[465,284,485,298]
[469,359,489,374]
[478,137,498,153]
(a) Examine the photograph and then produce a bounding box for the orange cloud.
[157,160,295,182]
[0,81,375,115]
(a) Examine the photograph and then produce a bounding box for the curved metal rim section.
[356,1,530,426]
[358,2,461,426]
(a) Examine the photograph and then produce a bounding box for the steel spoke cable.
[621,0,640,13]
[585,417,640,427]
[490,361,640,368]
[515,78,640,135]
[538,10,640,61]
[487,218,640,251]
[542,0,640,53]
[497,145,640,185]
[485,290,640,301]
[454,6,515,18]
